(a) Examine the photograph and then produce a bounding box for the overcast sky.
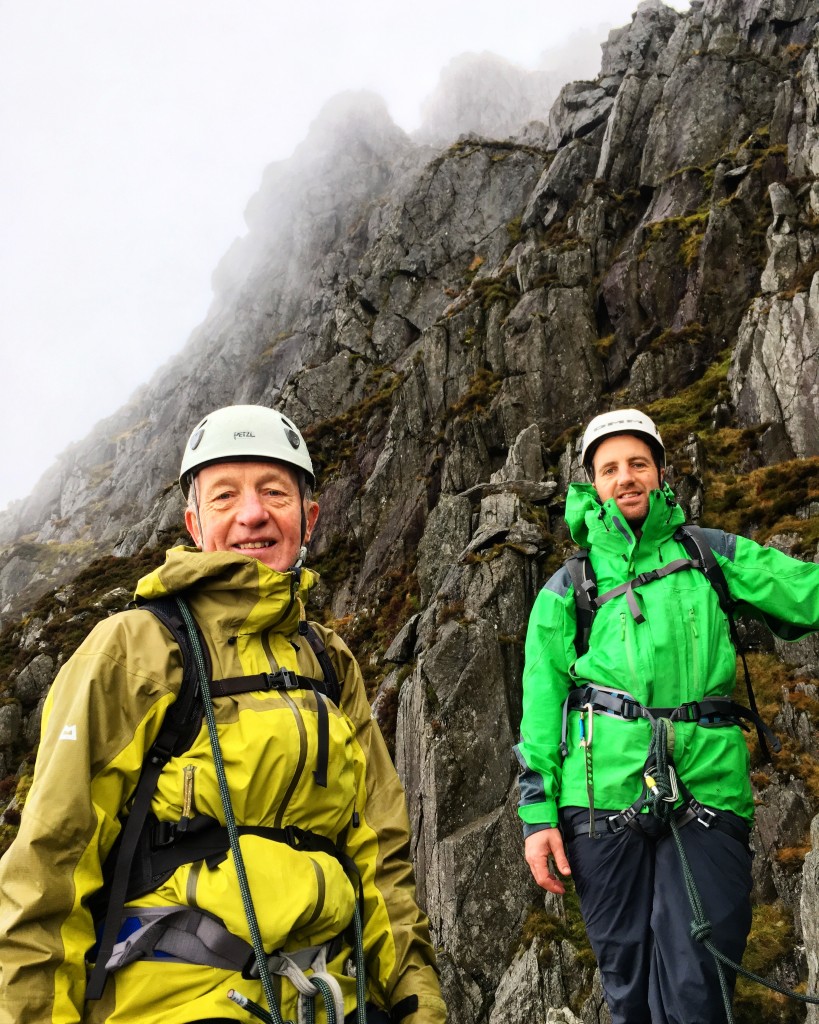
[0,0,689,514]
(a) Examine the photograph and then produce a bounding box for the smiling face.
[185,460,319,573]
[591,434,663,529]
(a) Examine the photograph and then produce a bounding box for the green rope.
[353,902,368,1024]
[645,718,819,1020]
[176,598,288,1024]
[302,977,338,1024]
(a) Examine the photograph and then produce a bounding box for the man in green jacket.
[515,408,819,1024]
[0,405,446,1024]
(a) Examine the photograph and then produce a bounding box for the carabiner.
[579,702,594,748]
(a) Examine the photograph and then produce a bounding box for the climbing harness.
[87,594,367,1024]
[560,684,780,762]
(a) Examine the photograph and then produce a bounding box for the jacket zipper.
[621,612,640,686]
[178,764,197,831]
[689,607,700,695]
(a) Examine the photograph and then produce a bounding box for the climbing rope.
[644,718,819,1022]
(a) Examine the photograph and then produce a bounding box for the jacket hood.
[565,480,685,552]
[134,546,318,637]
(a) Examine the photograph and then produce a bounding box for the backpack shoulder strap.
[86,596,206,1001]
[674,524,779,759]
[564,549,597,659]
[675,524,735,620]
[298,620,342,706]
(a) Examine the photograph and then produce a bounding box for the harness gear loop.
[579,704,600,839]
[274,944,345,1024]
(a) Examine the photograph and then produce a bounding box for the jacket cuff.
[522,820,558,839]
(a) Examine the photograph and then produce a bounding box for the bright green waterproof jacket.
[0,548,446,1024]
[516,482,819,832]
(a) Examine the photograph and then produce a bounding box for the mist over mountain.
[3,1,819,1019]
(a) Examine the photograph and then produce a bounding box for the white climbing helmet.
[179,405,315,496]
[580,408,665,475]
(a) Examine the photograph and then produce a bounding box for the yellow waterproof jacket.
[0,548,446,1024]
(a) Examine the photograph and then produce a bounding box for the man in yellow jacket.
[0,405,446,1024]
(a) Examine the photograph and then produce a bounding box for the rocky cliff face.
[2,1,819,1021]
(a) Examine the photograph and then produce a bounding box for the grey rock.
[383,614,420,664]
[13,654,55,706]
[730,278,819,458]
[522,136,603,231]
[0,703,23,748]
[547,82,614,150]
[601,0,681,78]
[416,496,472,606]
[803,813,819,1023]
[24,697,45,749]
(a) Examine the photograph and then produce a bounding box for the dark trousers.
[561,806,753,1024]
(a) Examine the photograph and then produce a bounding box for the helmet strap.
[191,475,207,551]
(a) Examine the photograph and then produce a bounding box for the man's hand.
[524,828,572,895]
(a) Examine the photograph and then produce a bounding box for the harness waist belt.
[148,815,342,877]
[560,684,780,757]
[103,904,342,977]
[560,802,750,847]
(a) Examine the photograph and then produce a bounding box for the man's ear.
[303,500,320,543]
[184,508,202,549]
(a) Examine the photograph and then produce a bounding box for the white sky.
[0,0,689,514]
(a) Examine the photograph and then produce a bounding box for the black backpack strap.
[675,525,735,620]
[564,550,596,658]
[298,621,342,705]
[86,597,206,1000]
[675,525,779,759]
[210,669,334,699]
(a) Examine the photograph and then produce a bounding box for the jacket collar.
[135,547,317,637]
[565,481,685,557]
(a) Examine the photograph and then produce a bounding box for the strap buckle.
[671,700,701,723]
[262,668,300,691]
[151,820,176,848]
[284,824,307,849]
[696,805,717,828]
[635,569,660,587]
[620,697,642,721]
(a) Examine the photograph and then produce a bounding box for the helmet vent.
[285,428,301,449]
[189,428,205,451]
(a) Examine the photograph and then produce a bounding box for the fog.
[0,0,690,514]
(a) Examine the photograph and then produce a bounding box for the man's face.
[185,461,319,573]
[591,435,663,528]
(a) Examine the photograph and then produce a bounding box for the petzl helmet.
[180,405,315,496]
[580,408,665,475]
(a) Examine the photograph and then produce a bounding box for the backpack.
[86,594,341,1000]
[562,523,778,758]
